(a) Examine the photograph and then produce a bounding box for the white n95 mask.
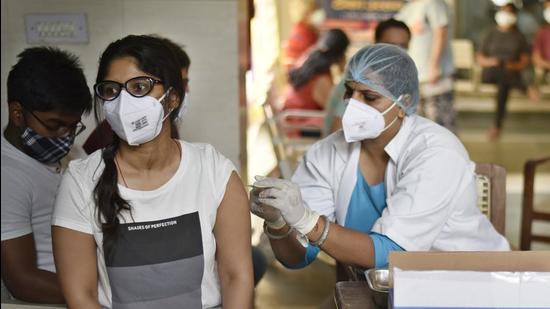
[342,97,399,142]
[495,11,517,27]
[103,89,172,146]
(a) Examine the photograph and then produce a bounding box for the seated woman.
[51,35,253,308]
[251,44,509,276]
[477,3,530,140]
[282,28,349,137]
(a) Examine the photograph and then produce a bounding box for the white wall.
[1,0,241,169]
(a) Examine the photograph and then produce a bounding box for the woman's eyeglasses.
[94,76,163,101]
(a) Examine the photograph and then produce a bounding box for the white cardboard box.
[389,251,550,309]
[393,269,550,308]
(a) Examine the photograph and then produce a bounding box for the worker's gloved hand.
[250,186,286,229]
[253,176,319,235]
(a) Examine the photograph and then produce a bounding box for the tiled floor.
[247,94,550,309]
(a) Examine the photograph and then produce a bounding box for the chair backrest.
[475,162,506,235]
[520,156,550,250]
[452,39,475,70]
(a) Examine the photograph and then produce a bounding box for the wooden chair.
[474,162,506,235]
[520,156,550,250]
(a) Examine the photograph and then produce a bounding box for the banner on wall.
[319,0,405,22]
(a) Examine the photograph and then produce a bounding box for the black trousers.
[483,66,525,129]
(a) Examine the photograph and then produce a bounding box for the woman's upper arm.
[52,226,99,307]
[312,75,333,109]
[213,172,253,279]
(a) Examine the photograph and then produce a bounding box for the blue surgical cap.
[345,44,419,115]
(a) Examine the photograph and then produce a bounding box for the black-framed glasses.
[94,76,164,101]
[27,111,86,137]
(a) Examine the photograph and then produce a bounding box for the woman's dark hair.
[150,34,191,71]
[93,35,184,253]
[288,28,349,89]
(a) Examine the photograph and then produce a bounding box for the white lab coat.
[292,115,510,251]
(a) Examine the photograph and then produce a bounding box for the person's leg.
[421,95,436,121]
[489,79,510,140]
[433,90,457,134]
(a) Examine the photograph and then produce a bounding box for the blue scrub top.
[285,168,403,269]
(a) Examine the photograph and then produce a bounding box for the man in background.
[532,0,550,99]
[396,0,457,133]
[1,47,92,303]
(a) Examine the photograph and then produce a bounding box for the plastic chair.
[533,68,550,98]
[520,155,550,250]
[262,88,321,179]
[452,39,478,94]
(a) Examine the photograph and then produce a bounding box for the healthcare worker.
[250,44,510,274]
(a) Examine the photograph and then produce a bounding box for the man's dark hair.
[151,35,191,70]
[502,3,518,13]
[375,18,411,43]
[7,47,92,114]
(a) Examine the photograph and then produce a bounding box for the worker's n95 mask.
[495,11,517,27]
[342,97,398,142]
[102,89,172,146]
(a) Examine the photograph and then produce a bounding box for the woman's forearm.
[220,273,253,309]
[268,225,308,265]
[315,221,376,268]
[64,290,101,309]
[506,54,529,71]
[533,51,550,70]
[476,53,499,67]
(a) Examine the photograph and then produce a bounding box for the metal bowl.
[365,268,390,293]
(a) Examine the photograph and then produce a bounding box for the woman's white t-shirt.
[52,141,235,309]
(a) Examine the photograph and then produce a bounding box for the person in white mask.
[51,35,253,308]
[82,36,191,154]
[249,44,509,278]
[532,0,550,92]
[477,3,530,141]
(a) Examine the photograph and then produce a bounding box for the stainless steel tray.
[365,268,390,293]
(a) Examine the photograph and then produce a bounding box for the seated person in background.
[52,35,253,309]
[282,28,349,137]
[1,47,92,303]
[532,0,550,91]
[325,18,411,134]
[251,44,509,278]
[477,3,530,141]
[83,36,190,154]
